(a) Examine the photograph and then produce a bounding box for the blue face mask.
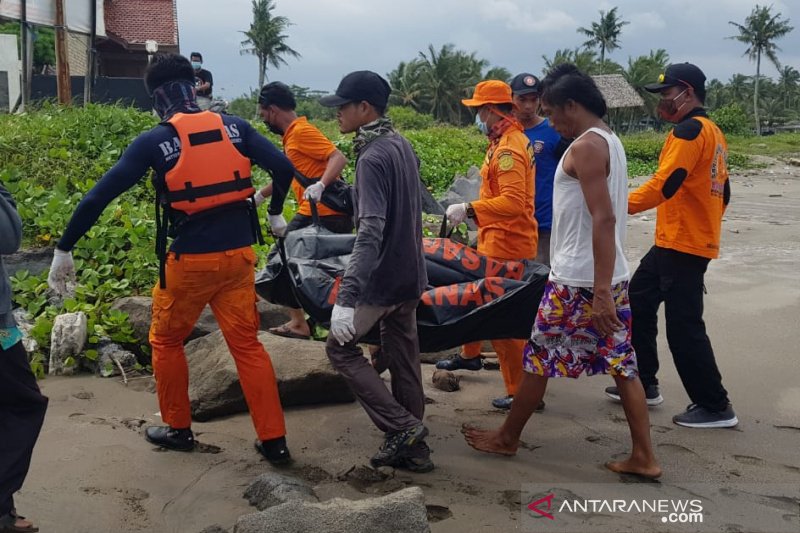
[191,61,202,70]
[475,112,488,135]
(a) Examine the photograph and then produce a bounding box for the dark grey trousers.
[326,299,424,434]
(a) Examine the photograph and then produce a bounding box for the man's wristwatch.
[466,202,476,219]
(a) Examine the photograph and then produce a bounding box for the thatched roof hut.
[592,74,644,109]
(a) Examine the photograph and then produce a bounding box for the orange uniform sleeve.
[629,125,704,214]
[284,122,336,175]
[471,148,531,226]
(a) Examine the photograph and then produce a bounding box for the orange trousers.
[149,246,285,441]
[462,339,526,396]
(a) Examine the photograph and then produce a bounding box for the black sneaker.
[370,424,429,468]
[673,404,738,428]
[397,441,435,473]
[491,396,545,411]
[145,426,195,451]
[435,354,482,371]
[604,384,664,406]
[254,436,293,466]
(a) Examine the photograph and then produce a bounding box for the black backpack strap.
[249,195,265,245]
[154,190,170,289]
[293,169,320,188]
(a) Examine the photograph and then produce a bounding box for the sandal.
[267,323,310,340]
[0,510,39,533]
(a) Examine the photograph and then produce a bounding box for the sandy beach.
[13,158,800,532]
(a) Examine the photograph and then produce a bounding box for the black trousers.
[0,341,48,517]
[630,246,730,412]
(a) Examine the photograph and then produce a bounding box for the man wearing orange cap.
[437,80,537,410]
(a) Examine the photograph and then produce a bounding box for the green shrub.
[387,106,435,130]
[710,104,751,136]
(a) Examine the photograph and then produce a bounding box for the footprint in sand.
[651,425,673,434]
[585,434,617,446]
[732,454,766,466]
[426,505,453,522]
[657,443,700,457]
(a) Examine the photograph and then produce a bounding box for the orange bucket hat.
[461,80,513,107]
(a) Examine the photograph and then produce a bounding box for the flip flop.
[267,324,310,340]
[0,511,39,533]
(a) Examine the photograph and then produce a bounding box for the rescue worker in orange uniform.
[253,81,354,340]
[46,54,296,463]
[602,63,737,429]
[438,80,539,410]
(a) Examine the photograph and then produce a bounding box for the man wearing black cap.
[319,71,431,472]
[510,73,567,265]
[603,62,737,429]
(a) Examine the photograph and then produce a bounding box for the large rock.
[49,312,87,375]
[188,331,354,422]
[439,166,481,210]
[97,341,138,378]
[233,487,430,533]
[4,247,53,276]
[419,183,444,216]
[244,473,317,510]
[13,308,38,353]
[111,297,291,346]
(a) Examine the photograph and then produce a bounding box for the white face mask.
[475,112,489,135]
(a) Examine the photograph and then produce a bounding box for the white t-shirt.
[549,127,630,287]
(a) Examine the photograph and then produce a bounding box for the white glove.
[303,182,325,203]
[329,305,356,346]
[47,248,76,296]
[446,203,468,225]
[253,190,267,207]
[268,214,287,237]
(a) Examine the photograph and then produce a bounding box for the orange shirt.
[629,111,730,259]
[472,123,538,261]
[282,117,343,217]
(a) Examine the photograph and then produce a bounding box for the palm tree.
[728,5,794,134]
[483,66,512,82]
[388,60,425,110]
[625,49,670,120]
[577,7,629,71]
[415,44,486,124]
[240,0,300,95]
[777,65,800,108]
[542,47,599,75]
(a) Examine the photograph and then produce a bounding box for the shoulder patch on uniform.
[673,118,703,141]
[498,152,515,171]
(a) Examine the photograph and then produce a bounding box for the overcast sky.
[175,0,800,99]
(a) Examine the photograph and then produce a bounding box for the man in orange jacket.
[603,63,737,428]
[438,80,538,410]
[254,81,354,340]
[46,54,295,463]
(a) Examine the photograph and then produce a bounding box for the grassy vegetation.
[726,132,800,158]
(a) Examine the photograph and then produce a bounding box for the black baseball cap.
[644,63,706,93]
[319,70,391,109]
[510,73,541,96]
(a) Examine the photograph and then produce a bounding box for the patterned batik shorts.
[522,280,638,379]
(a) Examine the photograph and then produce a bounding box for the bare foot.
[606,458,663,479]
[461,424,518,456]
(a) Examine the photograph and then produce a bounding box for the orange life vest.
[163,111,254,215]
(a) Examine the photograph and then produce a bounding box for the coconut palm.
[777,65,800,108]
[542,47,599,75]
[240,0,300,94]
[388,60,425,110]
[577,7,629,71]
[415,44,486,124]
[728,4,794,134]
[625,49,670,119]
[483,66,512,83]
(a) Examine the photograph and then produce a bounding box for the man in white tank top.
[464,64,661,479]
